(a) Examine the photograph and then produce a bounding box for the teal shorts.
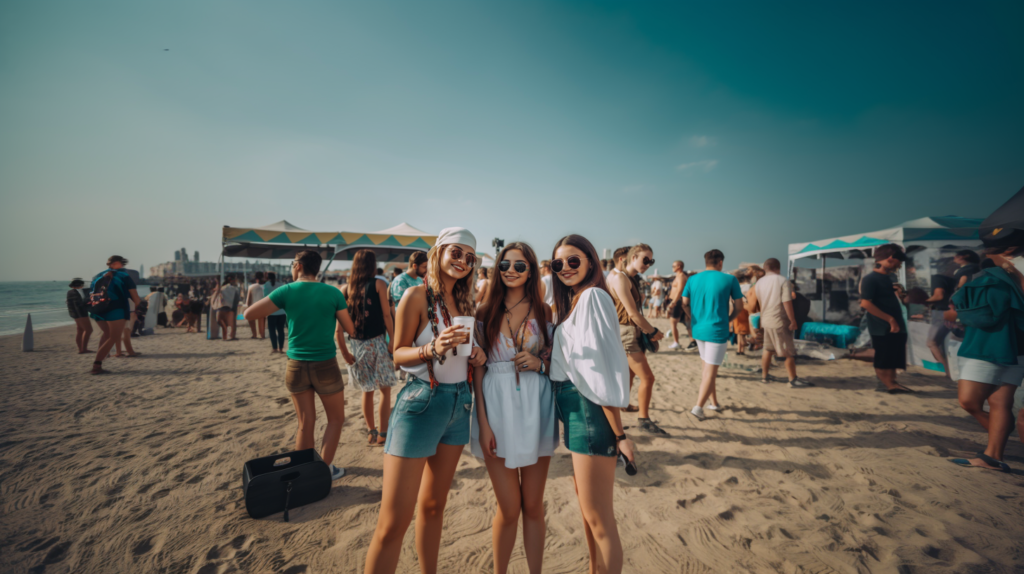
[384,378,473,459]
[552,380,617,458]
[90,308,128,322]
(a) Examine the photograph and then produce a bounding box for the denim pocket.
[398,383,432,415]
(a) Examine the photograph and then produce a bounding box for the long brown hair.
[346,249,377,336]
[477,242,550,351]
[426,243,475,316]
[551,234,609,326]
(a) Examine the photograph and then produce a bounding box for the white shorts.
[958,355,1024,387]
[696,340,728,366]
[651,298,663,308]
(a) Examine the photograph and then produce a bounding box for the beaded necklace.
[424,283,473,388]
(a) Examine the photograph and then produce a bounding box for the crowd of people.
[65,188,1024,574]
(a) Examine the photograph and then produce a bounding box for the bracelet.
[430,337,447,365]
[418,344,430,364]
[615,434,627,442]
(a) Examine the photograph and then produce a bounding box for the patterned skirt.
[347,334,398,392]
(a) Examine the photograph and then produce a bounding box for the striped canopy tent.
[221,221,437,278]
[788,216,984,267]
[787,215,984,324]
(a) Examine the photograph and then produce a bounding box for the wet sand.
[1,321,1023,573]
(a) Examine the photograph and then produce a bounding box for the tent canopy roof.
[788,215,983,261]
[222,222,437,262]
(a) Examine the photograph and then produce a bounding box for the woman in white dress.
[549,234,637,574]
[472,242,555,574]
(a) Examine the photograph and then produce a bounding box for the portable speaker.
[242,448,332,521]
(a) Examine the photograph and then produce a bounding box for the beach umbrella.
[981,184,1024,248]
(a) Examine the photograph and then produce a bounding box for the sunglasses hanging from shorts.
[447,246,476,268]
[499,260,528,273]
[550,255,584,273]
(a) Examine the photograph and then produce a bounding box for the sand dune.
[1,321,1022,574]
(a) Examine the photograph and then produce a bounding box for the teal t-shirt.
[389,272,423,307]
[268,281,348,361]
[682,270,743,344]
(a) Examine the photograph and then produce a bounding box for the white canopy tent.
[788,215,984,374]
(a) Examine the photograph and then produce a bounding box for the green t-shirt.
[268,281,348,361]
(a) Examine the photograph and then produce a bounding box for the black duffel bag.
[242,448,331,521]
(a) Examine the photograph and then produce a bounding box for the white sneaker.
[706,404,722,411]
[690,406,705,421]
[330,464,345,480]
[668,342,680,350]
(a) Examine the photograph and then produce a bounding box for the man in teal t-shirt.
[389,251,428,308]
[681,249,743,422]
[268,281,349,361]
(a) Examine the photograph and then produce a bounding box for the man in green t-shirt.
[245,250,357,482]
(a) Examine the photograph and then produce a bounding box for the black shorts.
[872,331,907,370]
[670,301,685,321]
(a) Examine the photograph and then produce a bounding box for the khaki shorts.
[285,357,345,396]
[620,324,643,354]
[763,327,796,358]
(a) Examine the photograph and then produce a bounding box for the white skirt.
[471,362,558,468]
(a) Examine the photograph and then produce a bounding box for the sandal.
[375,431,387,446]
[638,418,670,436]
[624,404,639,413]
[367,429,379,445]
[90,361,104,375]
[951,452,1012,473]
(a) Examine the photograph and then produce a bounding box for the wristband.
[615,434,627,442]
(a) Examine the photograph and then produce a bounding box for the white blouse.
[550,287,630,407]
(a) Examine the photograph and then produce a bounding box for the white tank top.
[401,303,477,384]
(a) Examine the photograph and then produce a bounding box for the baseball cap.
[873,244,906,262]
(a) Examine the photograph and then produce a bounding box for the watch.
[540,362,546,375]
[615,434,627,442]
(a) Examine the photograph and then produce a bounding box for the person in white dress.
[471,242,555,574]
[548,234,637,574]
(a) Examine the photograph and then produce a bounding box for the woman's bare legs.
[362,391,377,433]
[415,443,465,573]
[218,310,230,339]
[485,457,551,574]
[259,317,266,339]
[74,317,93,353]
[318,390,346,466]
[696,362,719,408]
[365,454,429,574]
[958,380,1017,467]
[571,453,622,574]
[378,387,392,443]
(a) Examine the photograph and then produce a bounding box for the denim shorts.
[384,378,473,459]
[552,380,617,458]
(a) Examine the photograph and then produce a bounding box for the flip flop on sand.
[950,453,1012,473]
[875,384,914,394]
[624,404,639,413]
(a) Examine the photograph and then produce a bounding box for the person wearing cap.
[947,187,1024,472]
[66,278,93,354]
[89,255,142,374]
[859,244,914,394]
[364,227,488,574]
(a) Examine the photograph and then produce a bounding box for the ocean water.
[0,281,91,336]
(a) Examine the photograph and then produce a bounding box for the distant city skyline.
[1,1,1021,281]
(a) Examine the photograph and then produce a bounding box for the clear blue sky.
[1,1,1021,280]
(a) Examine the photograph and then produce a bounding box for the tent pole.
[219,243,225,287]
[319,247,340,283]
[820,255,827,323]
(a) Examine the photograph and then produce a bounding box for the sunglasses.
[447,246,477,268]
[551,255,585,273]
[642,257,655,266]
[499,260,528,273]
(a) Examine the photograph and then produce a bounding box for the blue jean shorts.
[384,378,473,459]
[552,380,617,458]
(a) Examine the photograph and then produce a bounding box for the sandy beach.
[2,321,1023,574]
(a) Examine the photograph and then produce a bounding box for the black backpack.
[87,272,117,315]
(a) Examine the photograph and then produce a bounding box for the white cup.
[452,316,475,356]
